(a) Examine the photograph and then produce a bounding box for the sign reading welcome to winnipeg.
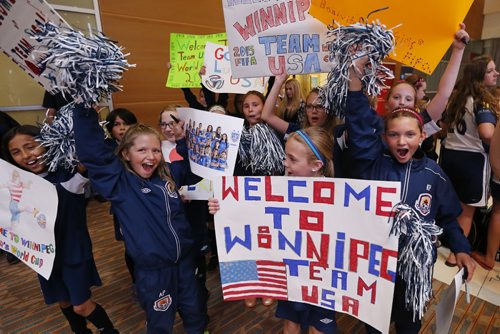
[213,176,400,333]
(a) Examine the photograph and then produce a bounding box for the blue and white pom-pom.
[38,102,77,172]
[31,22,134,106]
[320,12,396,118]
[390,202,443,321]
[238,123,285,175]
[38,103,109,172]
[31,22,133,171]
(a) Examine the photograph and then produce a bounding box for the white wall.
[482,0,500,39]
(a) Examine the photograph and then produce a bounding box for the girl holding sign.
[219,90,287,308]
[345,52,476,333]
[72,105,208,334]
[2,125,118,334]
[261,74,338,137]
[159,105,211,308]
[209,126,336,334]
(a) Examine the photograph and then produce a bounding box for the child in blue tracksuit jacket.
[72,105,208,334]
[2,125,117,334]
[345,63,475,333]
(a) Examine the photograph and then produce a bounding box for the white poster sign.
[436,268,466,334]
[202,42,268,94]
[213,176,401,333]
[222,0,334,78]
[0,0,69,93]
[179,179,213,201]
[177,107,244,179]
[0,159,58,279]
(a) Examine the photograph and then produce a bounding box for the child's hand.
[199,65,206,77]
[173,119,185,140]
[180,193,190,203]
[208,197,220,215]
[455,252,476,282]
[453,23,469,50]
[275,71,288,85]
[77,163,87,174]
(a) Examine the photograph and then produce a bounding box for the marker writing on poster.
[232,0,311,41]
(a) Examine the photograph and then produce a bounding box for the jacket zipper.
[401,160,412,203]
[153,183,181,263]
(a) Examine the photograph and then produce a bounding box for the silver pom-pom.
[38,103,109,171]
[390,202,443,321]
[320,12,396,118]
[238,123,285,175]
[30,22,135,106]
[38,102,77,172]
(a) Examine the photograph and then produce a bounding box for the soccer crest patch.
[231,130,240,143]
[415,193,432,216]
[153,294,172,312]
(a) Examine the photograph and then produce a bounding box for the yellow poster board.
[309,0,474,74]
[166,32,227,88]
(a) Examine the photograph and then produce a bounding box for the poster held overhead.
[308,0,474,74]
[202,42,268,94]
[222,0,334,78]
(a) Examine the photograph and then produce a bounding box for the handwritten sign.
[166,33,227,88]
[222,0,334,78]
[0,160,58,279]
[0,0,69,93]
[202,42,268,94]
[177,107,244,179]
[309,0,474,74]
[179,179,213,201]
[213,176,401,333]
[161,139,213,200]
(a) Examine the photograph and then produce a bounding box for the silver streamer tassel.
[38,103,109,172]
[38,102,77,172]
[320,15,396,118]
[29,21,133,171]
[30,22,135,106]
[390,202,443,321]
[238,123,285,175]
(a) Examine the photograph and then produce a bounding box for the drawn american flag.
[220,260,288,300]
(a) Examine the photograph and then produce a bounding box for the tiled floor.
[434,247,500,306]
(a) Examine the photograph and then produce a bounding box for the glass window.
[48,0,94,9]
[57,11,98,33]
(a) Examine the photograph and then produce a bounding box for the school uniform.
[73,106,207,334]
[346,90,471,333]
[440,97,497,206]
[39,169,102,306]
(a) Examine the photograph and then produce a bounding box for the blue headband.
[296,130,326,165]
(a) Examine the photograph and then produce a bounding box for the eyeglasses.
[305,104,326,113]
[159,121,174,129]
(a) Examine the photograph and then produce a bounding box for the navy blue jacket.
[73,105,199,269]
[43,169,93,267]
[346,91,470,255]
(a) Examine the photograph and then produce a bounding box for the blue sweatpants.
[135,254,208,334]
